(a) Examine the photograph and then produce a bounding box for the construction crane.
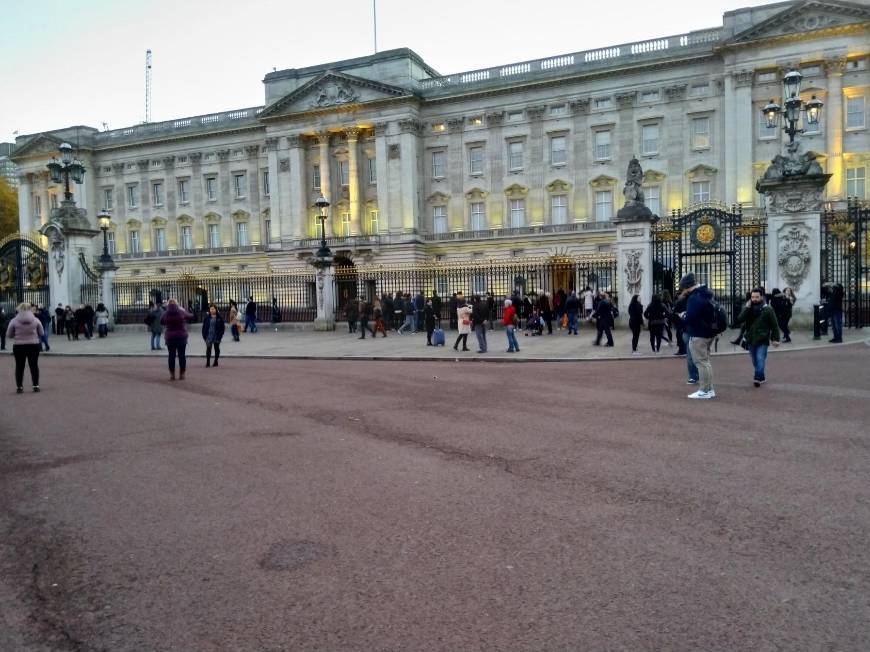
[144,49,152,123]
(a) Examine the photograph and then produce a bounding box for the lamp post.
[762,69,824,147]
[46,142,86,201]
[314,194,331,259]
[97,210,113,264]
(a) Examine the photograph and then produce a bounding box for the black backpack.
[709,299,728,335]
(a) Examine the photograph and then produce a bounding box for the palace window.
[550,136,567,165]
[594,190,613,221]
[691,117,711,149]
[154,227,166,252]
[368,209,379,234]
[180,225,193,250]
[508,141,524,171]
[208,223,221,248]
[313,165,321,189]
[178,179,189,203]
[106,231,116,255]
[594,130,611,160]
[846,96,865,129]
[643,185,661,215]
[129,230,141,253]
[847,167,866,198]
[263,219,271,241]
[691,180,711,203]
[50,194,58,210]
[340,212,351,236]
[33,195,41,218]
[127,185,139,209]
[432,151,445,178]
[236,221,249,246]
[233,172,246,198]
[103,188,113,211]
[262,170,270,196]
[152,181,163,206]
[469,146,484,175]
[368,158,377,184]
[433,206,447,234]
[551,195,567,224]
[205,177,217,201]
[470,202,486,231]
[509,199,525,228]
[641,124,659,155]
[338,160,349,186]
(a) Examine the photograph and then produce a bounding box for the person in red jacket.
[502,299,520,353]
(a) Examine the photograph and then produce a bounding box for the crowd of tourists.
[1,276,849,395]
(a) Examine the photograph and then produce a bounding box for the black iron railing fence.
[821,198,870,328]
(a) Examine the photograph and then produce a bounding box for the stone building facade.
[10,0,870,277]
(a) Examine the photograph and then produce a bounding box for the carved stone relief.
[778,224,812,292]
[310,81,359,108]
[624,249,643,296]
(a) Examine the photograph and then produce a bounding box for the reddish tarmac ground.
[1,344,869,651]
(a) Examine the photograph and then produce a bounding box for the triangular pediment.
[10,134,65,160]
[726,0,870,45]
[260,70,414,118]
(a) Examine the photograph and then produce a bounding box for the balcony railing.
[94,106,265,146]
[113,244,267,260]
[417,28,722,95]
[424,221,615,241]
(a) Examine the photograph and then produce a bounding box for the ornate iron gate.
[652,204,767,324]
[821,199,870,328]
[0,233,50,311]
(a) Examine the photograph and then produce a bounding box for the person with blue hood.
[680,272,716,400]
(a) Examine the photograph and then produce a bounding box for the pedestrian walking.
[539,292,554,335]
[271,296,280,324]
[244,296,258,333]
[448,293,458,330]
[503,299,520,353]
[581,286,595,320]
[628,294,643,354]
[65,306,78,340]
[35,305,51,351]
[644,294,668,353]
[228,300,241,341]
[346,299,359,334]
[736,288,781,387]
[160,298,193,381]
[382,293,394,330]
[553,289,565,328]
[591,292,615,347]
[681,273,717,399]
[565,291,581,335]
[393,292,406,333]
[431,291,443,326]
[201,303,225,367]
[486,292,495,330]
[54,303,65,335]
[414,291,425,332]
[453,302,472,351]
[660,290,674,345]
[95,303,110,338]
[6,303,43,393]
[823,282,844,343]
[145,301,163,350]
[357,300,376,339]
[769,288,793,343]
[398,293,415,335]
[372,300,388,338]
[471,295,488,352]
[671,290,698,384]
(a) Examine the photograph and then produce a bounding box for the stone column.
[346,127,361,235]
[17,174,32,234]
[316,133,332,236]
[312,258,336,331]
[526,106,547,224]
[447,117,466,231]
[373,123,391,233]
[217,149,232,246]
[245,145,262,244]
[614,211,656,318]
[286,135,307,241]
[824,58,846,199]
[485,111,505,228]
[757,172,832,320]
[733,71,755,205]
[188,153,204,248]
[96,262,119,327]
[724,74,738,204]
[398,119,423,232]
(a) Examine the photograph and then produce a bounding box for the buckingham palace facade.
[10,0,870,277]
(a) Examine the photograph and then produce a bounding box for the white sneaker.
[688,389,715,399]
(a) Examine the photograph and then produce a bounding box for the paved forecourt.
[18,322,856,361]
[1,345,869,650]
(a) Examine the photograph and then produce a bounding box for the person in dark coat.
[54,303,65,335]
[414,291,425,332]
[201,303,225,368]
[424,299,437,346]
[825,282,844,343]
[736,288,781,387]
[538,292,554,335]
[0,307,7,350]
[346,299,359,334]
[431,291,443,325]
[486,292,495,330]
[381,293,394,330]
[357,300,375,339]
[564,292,581,335]
[65,306,78,340]
[643,294,668,353]
[471,295,488,353]
[244,296,258,333]
[82,303,95,339]
[769,288,793,343]
[448,293,458,330]
[628,295,644,354]
[592,292,615,347]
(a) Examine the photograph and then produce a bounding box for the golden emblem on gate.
[696,223,715,246]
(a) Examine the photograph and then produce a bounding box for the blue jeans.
[567,313,578,334]
[830,310,843,341]
[245,315,257,332]
[40,329,49,350]
[150,332,161,349]
[749,344,769,381]
[398,314,414,334]
[505,325,520,352]
[684,332,698,382]
[474,324,487,352]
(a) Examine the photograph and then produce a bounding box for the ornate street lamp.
[46,142,86,200]
[97,210,113,264]
[761,69,823,146]
[314,194,331,259]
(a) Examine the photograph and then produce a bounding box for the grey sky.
[1,0,769,142]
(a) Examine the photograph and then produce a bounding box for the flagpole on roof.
[373,0,378,53]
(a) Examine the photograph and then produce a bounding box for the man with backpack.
[680,273,726,400]
[736,288,781,387]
